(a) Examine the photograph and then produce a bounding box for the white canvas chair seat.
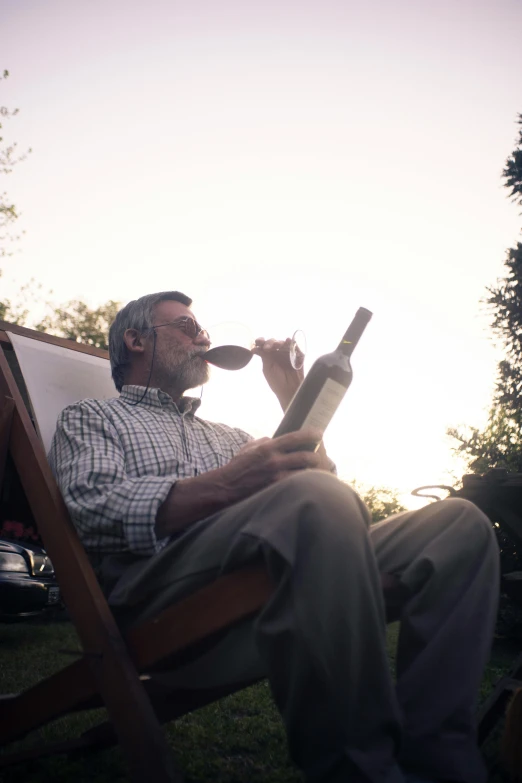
[7,331,118,455]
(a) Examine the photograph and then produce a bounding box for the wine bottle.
[272,307,372,447]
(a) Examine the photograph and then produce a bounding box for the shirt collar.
[120,385,202,415]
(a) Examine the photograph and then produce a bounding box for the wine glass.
[202,321,255,370]
[288,329,306,371]
[204,325,306,371]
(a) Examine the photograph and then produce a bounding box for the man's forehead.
[153,299,195,322]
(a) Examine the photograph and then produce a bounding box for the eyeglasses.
[149,316,210,341]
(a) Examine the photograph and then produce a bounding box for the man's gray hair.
[109,291,192,391]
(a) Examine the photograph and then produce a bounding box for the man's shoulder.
[57,395,121,422]
[49,397,122,463]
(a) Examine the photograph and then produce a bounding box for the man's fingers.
[265,339,292,352]
[277,450,322,472]
[253,337,293,354]
[241,432,320,458]
[272,428,323,452]
[239,437,271,453]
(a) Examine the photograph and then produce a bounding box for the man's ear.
[123,328,147,354]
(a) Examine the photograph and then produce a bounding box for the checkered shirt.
[48,385,253,557]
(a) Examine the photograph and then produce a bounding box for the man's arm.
[155,429,325,539]
[49,400,177,556]
[50,402,325,547]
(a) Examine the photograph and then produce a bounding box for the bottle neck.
[336,307,373,356]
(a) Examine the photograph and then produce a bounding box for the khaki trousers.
[101,470,499,783]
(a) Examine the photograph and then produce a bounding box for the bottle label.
[300,378,346,434]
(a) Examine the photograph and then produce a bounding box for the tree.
[503,113,522,210]
[486,241,522,424]
[35,299,120,350]
[1,69,31,321]
[448,115,522,627]
[448,405,522,474]
[0,71,119,344]
[450,114,522,472]
[350,481,407,523]
[1,276,119,349]
[0,69,31,261]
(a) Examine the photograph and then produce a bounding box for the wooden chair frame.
[0,320,273,782]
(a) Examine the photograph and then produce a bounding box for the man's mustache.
[170,348,208,368]
[188,348,208,360]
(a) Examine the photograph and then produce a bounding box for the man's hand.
[219,428,324,503]
[156,428,332,539]
[252,337,305,410]
[251,337,335,473]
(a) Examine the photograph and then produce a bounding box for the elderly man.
[49,290,499,783]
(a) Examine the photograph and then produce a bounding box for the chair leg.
[0,736,96,770]
[0,658,97,745]
[76,676,265,751]
[0,658,184,783]
[478,652,522,744]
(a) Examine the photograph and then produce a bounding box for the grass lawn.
[0,619,518,783]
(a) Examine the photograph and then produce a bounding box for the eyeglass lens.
[182,318,209,340]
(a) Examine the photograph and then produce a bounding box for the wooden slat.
[478,651,522,744]
[75,677,265,754]
[0,659,96,744]
[0,320,109,359]
[0,674,265,767]
[0,736,97,769]
[126,566,273,670]
[478,677,522,744]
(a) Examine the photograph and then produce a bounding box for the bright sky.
[2,0,522,505]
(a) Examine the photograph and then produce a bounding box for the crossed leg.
[104,471,499,783]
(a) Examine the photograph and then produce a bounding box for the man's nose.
[194,331,211,347]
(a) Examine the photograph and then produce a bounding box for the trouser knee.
[275,470,372,545]
[398,497,500,596]
[436,497,497,560]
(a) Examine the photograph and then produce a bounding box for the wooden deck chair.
[0,320,274,782]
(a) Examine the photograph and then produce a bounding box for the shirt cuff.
[121,476,177,556]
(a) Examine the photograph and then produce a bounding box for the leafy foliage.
[503,113,522,209]
[35,299,120,351]
[0,69,31,261]
[350,481,407,523]
[450,114,522,472]
[448,406,522,474]
[0,271,118,350]
[0,277,45,325]
[447,114,522,622]
[0,69,32,322]
[486,241,522,421]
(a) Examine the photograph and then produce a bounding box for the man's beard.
[153,346,210,395]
